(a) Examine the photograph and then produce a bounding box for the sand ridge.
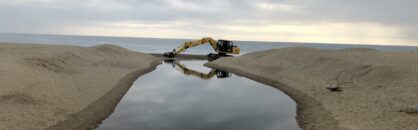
[0,43,161,129]
[206,47,418,130]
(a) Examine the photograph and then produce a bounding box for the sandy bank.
[0,43,160,130]
[206,47,418,130]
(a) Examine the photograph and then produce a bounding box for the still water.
[96,60,301,130]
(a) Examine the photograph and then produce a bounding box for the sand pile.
[206,47,418,130]
[0,43,160,130]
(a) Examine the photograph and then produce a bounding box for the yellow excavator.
[164,37,240,59]
[165,60,231,79]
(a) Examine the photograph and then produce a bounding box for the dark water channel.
[96,60,301,130]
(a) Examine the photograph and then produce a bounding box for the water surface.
[96,60,301,130]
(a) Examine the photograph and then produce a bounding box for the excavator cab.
[216,40,234,53]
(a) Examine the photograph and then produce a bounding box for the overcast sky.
[0,0,417,45]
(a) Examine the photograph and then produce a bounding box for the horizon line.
[1,32,417,47]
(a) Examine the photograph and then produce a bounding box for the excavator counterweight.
[164,37,240,59]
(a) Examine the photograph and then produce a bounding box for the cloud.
[0,0,417,45]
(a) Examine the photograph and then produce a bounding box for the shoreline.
[0,43,161,129]
[46,60,161,130]
[205,63,342,130]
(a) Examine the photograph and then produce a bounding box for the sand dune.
[206,47,418,130]
[0,43,160,130]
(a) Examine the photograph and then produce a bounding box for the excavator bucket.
[164,52,175,58]
[164,49,176,58]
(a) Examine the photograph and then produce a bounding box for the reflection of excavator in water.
[164,60,231,80]
[164,37,240,59]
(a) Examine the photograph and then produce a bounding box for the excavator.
[164,60,231,79]
[164,37,240,59]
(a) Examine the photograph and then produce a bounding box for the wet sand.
[0,43,160,129]
[206,47,418,130]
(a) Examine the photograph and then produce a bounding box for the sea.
[0,33,417,54]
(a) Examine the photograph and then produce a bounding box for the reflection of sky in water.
[97,60,301,130]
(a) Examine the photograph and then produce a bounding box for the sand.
[206,47,418,130]
[0,43,161,130]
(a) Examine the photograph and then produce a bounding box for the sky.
[0,0,417,45]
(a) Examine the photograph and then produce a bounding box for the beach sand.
[206,47,418,130]
[0,43,160,130]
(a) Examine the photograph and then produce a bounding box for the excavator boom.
[174,37,218,54]
[164,37,240,58]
